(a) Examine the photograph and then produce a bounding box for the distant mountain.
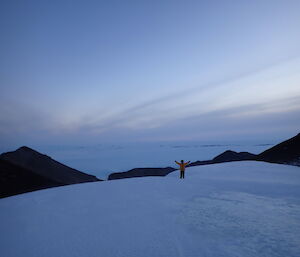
[0,146,100,185]
[0,146,101,198]
[258,133,300,166]
[212,150,257,162]
[188,150,256,167]
[0,159,63,198]
[108,167,176,180]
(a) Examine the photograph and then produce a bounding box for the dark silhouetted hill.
[0,146,100,185]
[0,146,101,198]
[212,150,257,162]
[186,150,256,167]
[257,133,300,166]
[0,159,63,198]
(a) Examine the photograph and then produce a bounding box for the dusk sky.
[1,0,300,148]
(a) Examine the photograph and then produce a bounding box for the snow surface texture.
[1,161,300,257]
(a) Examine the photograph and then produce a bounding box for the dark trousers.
[180,170,185,179]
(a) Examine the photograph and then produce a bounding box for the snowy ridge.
[0,161,300,257]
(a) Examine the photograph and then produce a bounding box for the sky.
[1,0,300,148]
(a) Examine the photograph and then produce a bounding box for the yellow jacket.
[175,161,190,171]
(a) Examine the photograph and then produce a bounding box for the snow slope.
[0,161,300,257]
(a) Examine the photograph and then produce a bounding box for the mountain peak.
[17,146,38,153]
[213,150,256,162]
[258,132,300,164]
[0,146,100,185]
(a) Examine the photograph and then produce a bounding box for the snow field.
[0,161,300,257]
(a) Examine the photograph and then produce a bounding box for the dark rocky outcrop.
[212,150,256,162]
[257,133,300,166]
[108,167,176,180]
[188,150,256,167]
[0,159,63,198]
[0,146,101,198]
[0,146,100,185]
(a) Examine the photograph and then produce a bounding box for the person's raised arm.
[175,161,180,165]
[185,161,191,165]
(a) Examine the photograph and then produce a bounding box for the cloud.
[120,55,300,110]
[63,94,300,144]
[70,55,300,134]
[1,56,299,145]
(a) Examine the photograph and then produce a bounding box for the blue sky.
[1,0,300,147]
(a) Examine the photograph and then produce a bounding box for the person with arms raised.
[175,160,190,179]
